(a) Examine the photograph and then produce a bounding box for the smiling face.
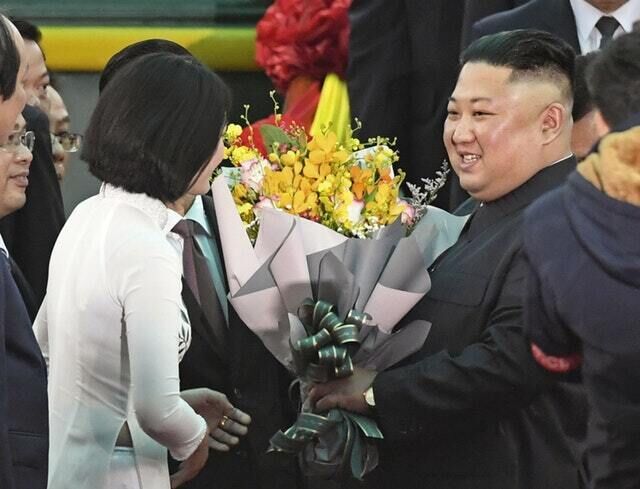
[0,20,28,142]
[0,114,33,218]
[444,62,567,202]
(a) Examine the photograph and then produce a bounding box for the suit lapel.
[202,195,229,292]
[181,276,227,362]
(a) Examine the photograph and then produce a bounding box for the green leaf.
[260,124,297,153]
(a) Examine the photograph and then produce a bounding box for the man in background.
[0,19,65,308]
[0,15,49,489]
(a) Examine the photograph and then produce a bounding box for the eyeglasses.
[0,131,35,154]
[51,132,83,153]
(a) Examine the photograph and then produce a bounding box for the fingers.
[314,393,340,413]
[170,467,191,488]
[208,436,231,452]
[219,412,249,436]
[226,406,252,427]
[210,427,239,445]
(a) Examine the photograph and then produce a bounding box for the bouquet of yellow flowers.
[211,112,468,481]
[222,119,419,243]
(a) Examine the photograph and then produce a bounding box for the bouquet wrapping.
[211,122,468,480]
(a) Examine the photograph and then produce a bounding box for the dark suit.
[0,252,48,489]
[348,0,465,209]
[470,0,581,52]
[0,106,65,307]
[461,0,531,48]
[170,196,300,489]
[365,157,586,488]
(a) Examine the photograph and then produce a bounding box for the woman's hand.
[181,388,252,451]
[170,434,209,488]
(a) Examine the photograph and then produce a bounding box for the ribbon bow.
[269,299,383,480]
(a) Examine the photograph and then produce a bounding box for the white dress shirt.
[570,0,640,53]
[34,184,207,489]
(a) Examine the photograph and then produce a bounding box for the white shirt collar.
[570,0,640,51]
[101,183,172,232]
[166,195,212,240]
[0,232,8,257]
[184,195,212,237]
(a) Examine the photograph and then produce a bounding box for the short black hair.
[82,52,231,203]
[572,52,598,121]
[586,31,640,128]
[99,39,191,93]
[10,18,41,43]
[461,29,576,103]
[0,16,19,100]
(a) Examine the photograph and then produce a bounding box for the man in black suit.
[312,30,586,489]
[470,1,640,54]
[347,0,465,209]
[0,19,65,307]
[0,16,48,489]
[98,40,300,489]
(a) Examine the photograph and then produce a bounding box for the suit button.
[236,449,248,458]
[233,387,242,399]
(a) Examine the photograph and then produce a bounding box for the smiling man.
[0,19,65,309]
[312,30,587,489]
[0,15,49,489]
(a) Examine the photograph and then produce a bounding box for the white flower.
[347,200,364,224]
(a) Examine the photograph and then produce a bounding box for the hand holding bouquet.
[212,111,468,480]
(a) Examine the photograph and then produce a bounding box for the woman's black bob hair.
[82,52,231,203]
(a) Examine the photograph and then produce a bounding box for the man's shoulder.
[471,0,555,39]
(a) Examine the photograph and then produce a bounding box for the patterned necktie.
[172,219,228,356]
[596,16,620,48]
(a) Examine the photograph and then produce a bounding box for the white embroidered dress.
[34,184,206,489]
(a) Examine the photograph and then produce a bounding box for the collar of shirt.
[570,0,640,52]
[0,232,8,257]
[184,195,212,237]
[466,155,577,239]
[101,183,172,232]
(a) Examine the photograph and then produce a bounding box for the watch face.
[365,387,375,407]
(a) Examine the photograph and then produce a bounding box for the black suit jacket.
[171,195,300,489]
[348,0,465,209]
[0,106,65,307]
[0,253,48,489]
[470,0,581,52]
[365,157,587,489]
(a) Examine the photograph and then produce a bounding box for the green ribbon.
[269,299,383,480]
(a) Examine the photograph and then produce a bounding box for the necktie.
[172,219,228,357]
[596,16,620,48]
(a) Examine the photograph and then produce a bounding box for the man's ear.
[540,102,567,145]
[593,109,611,138]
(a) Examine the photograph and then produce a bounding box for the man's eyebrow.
[448,96,493,103]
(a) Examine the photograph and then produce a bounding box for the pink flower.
[400,201,417,226]
[240,158,270,192]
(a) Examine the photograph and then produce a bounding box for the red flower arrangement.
[255,0,351,93]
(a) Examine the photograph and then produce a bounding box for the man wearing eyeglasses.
[0,14,49,489]
[45,85,81,181]
[0,18,66,310]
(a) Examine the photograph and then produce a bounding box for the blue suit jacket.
[0,252,48,489]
